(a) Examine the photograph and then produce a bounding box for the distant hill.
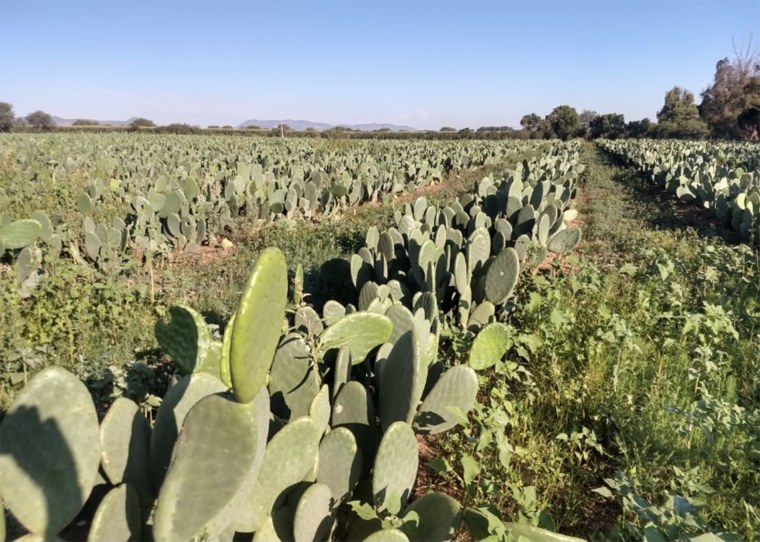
[52,116,137,126]
[239,119,417,132]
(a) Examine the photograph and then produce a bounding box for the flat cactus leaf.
[378,331,420,432]
[385,304,416,346]
[219,314,235,388]
[547,227,582,254]
[100,397,154,507]
[30,211,52,242]
[467,301,495,331]
[400,492,462,542]
[332,381,377,473]
[363,529,410,542]
[318,313,392,366]
[293,483,334,542]
[251,506,295,542]
[372,422,418,515]
[154,393,261,542]
[504,523,586,542]
[269,334,319,421]
[0,367,100,536]
[150,373,226,487]
[322,300,347,327]
[317,427,363,503]
[310,385,331,437]
[155,305,211,376]
[230,247,288,403]
[414,365,477,435]
[483,248,519,306]
[244,416,321,533]
[296,306,324,336]
[0,219,42,250]
[332,346,351,399]
[468,323,513,371]
[87,484,141,542]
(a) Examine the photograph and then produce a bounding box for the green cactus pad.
[296,306,324,336]
[0,367,101,536]
[400,492,462,542]
[322,300,347,327]
[87,484,141,542]
[155,305,211,376]
[504,523,586,542]
[378,331,420,431]
[468,323,513,371]
[363,529,410,542]
[310,385,331,437]
[467,301,495,331]
[30,211,52,242]
[293,483,334,542]
[244,416,321,533]
[220,314,235,388]
[230,246,288,403]
[372,422,418,515]
[0,219,42,250]
[99,397,154,506]
[385,304,416,346]
[483,248,519,306]
[251,506,295,542]
[332,381,377,473]
[318,313,392,365]
[317,427,363,503]
[150,373,226,487]
[333,346,352,399]
[414,365,477,435]
[269,334,319,421]
[547,227,582,254]
[153,393,261,542]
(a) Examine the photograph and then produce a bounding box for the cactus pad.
[372,422,418,515]
[293,483,334,542]
[0,367,101,536]
[87,484,141,542]
[483,248,519,306]
[468,323,513,371]
[230,247,288,403]
[414,365,477,435]
[318,313,392,365]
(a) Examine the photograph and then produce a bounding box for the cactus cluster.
[600,139,760,247]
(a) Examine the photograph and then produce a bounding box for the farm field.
[0,134,758,542]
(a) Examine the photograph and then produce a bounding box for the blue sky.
[0,0,757,129]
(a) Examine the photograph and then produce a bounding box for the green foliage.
[0,101,14,132]
[547,106,580,141]
[657,87,710,139]
[25,110,55,130]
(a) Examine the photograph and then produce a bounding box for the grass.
[432,143,760,540]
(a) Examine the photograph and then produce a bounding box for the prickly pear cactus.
[230,247,288,403]
[372,422,418,515]
[154,305,211,375]
[547,227,582,254]
[483,247,520,305]
[468,322,513,371]
[0,367,101,537]
[318,312,393,365]
[0,218,42,249]
[400,492,462,542]
[153,393,262,541]
[87,484,142,542]
[414,365,478,435]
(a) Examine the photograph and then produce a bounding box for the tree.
[520,113,547,139]
[699,42,760,139]
[626,118,653,138]
[589,113,626,139]
[657,87,709,139]
[72,119,99,126]
[546,105,579,141]
[0,102,14,132]
[439,126,456,132]
[128,118,155,129]
[738,106,760,139]
[578,109,598,137]
[25,110,55,130]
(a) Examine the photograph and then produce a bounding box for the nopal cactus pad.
[372,422,418,515]
[0,367,101,536]
[153,393,261,541]
[230,246,288,403]
[318,312,393,365]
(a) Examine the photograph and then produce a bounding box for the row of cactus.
[0,246,586,541]
[338,145,583,330]
[2,134,537,271]
[599,139,760,247]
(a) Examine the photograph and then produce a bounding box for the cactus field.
[0,134,758,541]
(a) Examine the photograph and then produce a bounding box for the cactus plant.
[372,422,418,515]
[468,322,513,371]
[293,483,334,542]
[414,365,478,435]
[87,484,141,542]
[230,247,288,403]
[0,218,42,250]
[318,312,393,365]
[483,248,520,305]
[0,367,101,537]
[155,305,212,376]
